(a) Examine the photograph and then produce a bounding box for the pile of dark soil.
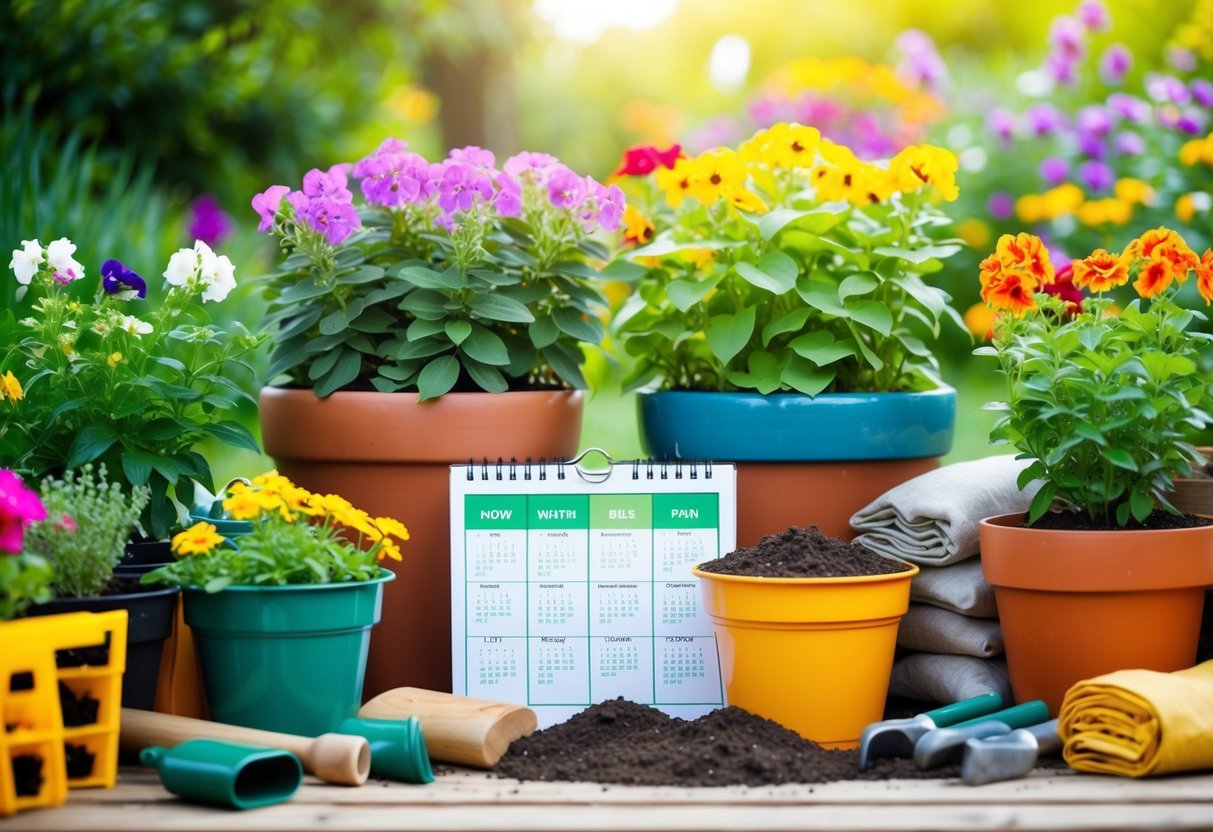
[64,743,95,779]
[1029,509,1212,532]
[696,525,911,578]
[12,754,43,797]
[58,681,99,727]
[494,698,957,787]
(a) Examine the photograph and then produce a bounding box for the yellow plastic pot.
[692,563,918,749]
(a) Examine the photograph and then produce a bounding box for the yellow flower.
[377,537,403,562]
[107,351,123,368]
[1177,193,1197,224]
[655,158,695,208]
[957,219,991,251]
[888,145,960,201]
[752,122,821,169]
[963,303,995,341]
[685,148,748,205]
[172,521,225,556]
[679,249,716,269]
[621,205,654,245]
[223,487,265,521]
[374,516,410,542]
[1015,194,1046,224]
[1114,178,1155,206]
[1178,137,1209,167]
[1038,184,1084,220]
[1,371,22,402]
[727,186,768,213]
[1075,198,1132,227]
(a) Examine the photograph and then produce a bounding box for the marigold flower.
[1195,249,1213,305]
[981,268,1038,316]
[957,219,991,250]
[1134,256,1180,298]
[1,371,22,403]
[377,537,403,562]
[374,516,410,542]
[222,489,265,521]
[621,205,654,245]
[1072,249,1130,292]
[995,232,1056,287]
[172,521,225,556]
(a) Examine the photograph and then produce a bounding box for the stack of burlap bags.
[850,456,1041,705]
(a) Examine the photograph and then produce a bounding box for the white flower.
[9,239,44,285]
[119,315,153,337]
[164,246,199,287]
[19,317,37,328]
[200,253,237,302]
[91,320,113,336]
[45,237,85,283]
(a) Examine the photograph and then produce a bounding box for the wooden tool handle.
[121,708,370,786]
[357,687,537,768]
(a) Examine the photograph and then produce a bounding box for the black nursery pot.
[28,585,180,710]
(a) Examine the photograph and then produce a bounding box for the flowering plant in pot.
[142,471,407,735]
[250,140,627,695]
[253,139,625,399]
[975,225,1213,712]
[0,468,52,621]
[1,237,264,538]
[609,123,964,540]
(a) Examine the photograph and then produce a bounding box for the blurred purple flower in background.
[1048,15,1086,61]
[1026,103,1068,136]
[1098,44,1132,86]
[1113,131,1146,155]
[1039,157,1070,186]
[1076,0,1110,31]
[1167,45,1198,72]
[1076,130,1107,159]
[1078,159,1115,192]
[1106,93,1151,123]
[188,194,232,247]
[1146,73,1192,105]
[1077,105,1112,136]
[986,108,1017,144]
[988,192,1015,220]
[1191,79,1213,109]
[895,28,948,92]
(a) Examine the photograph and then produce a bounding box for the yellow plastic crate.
[0,610,128,816]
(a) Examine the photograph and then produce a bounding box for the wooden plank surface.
[12,766,1213,832]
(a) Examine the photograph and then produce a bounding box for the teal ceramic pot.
[183,570,395,736]
[638,386,957,462]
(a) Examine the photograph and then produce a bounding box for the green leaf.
[67,426,117,467]
[734,250,798,294]
[417,355,461,401]
[790,331,855,365]
[348,307,396,333]
[1104,448,1139,472]
[394,336,449,360]
[407,318,446,341]
[837,272,879,302]
[542,342,588,389]
[725,350,782,394]
[756,206,845,240]
[706,307,756,366]
[529,314,560,348]
[1130,488,1154,522]
[397,265,452,290]
[601,259,648,282]
[445,320,472,346]
[844,300,893,336]
[120,448,158,487]
[206,421,262,454]
[337,265,386,285]
[461,325,510,366]
[762,307,811,346]
[553,307,604,344]
[399,289,450,320]
[462,357,509,393]
[667,274,722,312]
[872,244,962,264]
[780,355,835,397]
[1027,482,1058,524]
[469,292,535,323]
[627,234,731,258]
[313,350,362,397]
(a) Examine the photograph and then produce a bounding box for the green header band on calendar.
[653,493,720,529]
[528,494,590,529]
[589,494,653,528]
[464,495,529,529]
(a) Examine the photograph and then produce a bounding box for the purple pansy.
[302,165,353,202]
[251,185,291,233]
[503,152,560,179]
[100,258,148,299]
[1075,131,1107,159]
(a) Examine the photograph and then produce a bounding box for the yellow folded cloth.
[1058,661,1213,777]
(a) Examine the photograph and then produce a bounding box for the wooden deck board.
[12,767,1213,831]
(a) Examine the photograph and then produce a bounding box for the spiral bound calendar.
[450,450,736,728]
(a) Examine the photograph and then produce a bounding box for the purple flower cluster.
[895,29,948,93]
[1042,0,1112,86]
[252,165,361,246]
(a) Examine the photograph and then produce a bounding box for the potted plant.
[22,464,178,711]
[610,125,963,543]
[975,226,1213,713]
[0,469,127,815]
[142,471,406,736]
[1,236,264,539]
[250,140,626,693]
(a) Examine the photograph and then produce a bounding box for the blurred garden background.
[3,0,1211,480]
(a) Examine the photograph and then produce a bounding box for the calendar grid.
[452,463,735,728]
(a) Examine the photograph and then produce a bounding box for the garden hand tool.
[961,719,1061,786]
[121,708,370,786]
[912,700,1049,770]
[358,686,538,768]
[139,739,302,810]
[336,717,434,784]
[858,692,1003,770]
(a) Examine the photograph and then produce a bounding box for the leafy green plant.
[977,227,1213,526]
[1,237,265,537]
[610,124,965,395]
[254,141,625,399]
[143,471,408,592]
[23,464,149,598]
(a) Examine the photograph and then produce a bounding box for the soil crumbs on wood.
[494,698,956,787]
[697,525,912,579]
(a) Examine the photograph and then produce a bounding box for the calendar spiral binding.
[464,451,713,484]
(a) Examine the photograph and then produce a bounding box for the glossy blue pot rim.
[638,386,957,462]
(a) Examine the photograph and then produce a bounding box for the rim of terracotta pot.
[638,385,956,461]
[259,386,584,463]
[979,511,1213,591]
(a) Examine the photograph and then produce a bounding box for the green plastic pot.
[183,570,395,736]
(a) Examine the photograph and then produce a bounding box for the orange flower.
[996,233,1055,287]
[621,205,654,245]
[1071,249,1130,293]
[963,302,996,340]
[1126,227,1197,268]
[980,254,1037,316]
[1134,256,1178,298]
[1196,249,1213,306]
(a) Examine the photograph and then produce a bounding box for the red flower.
[1043,263,1084,313]
[612,144,683,178]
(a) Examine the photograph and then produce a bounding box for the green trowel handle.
[951,700,1049,731]
[921,693,1004,728]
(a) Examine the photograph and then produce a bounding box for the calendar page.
[450,457,736,728]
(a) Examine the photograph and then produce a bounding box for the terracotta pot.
[979,512,1213,714]
[259,387,583,696]
[640,388,956,544]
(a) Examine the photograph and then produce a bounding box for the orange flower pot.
[979,512,1213,714]
[259,387,583,697]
